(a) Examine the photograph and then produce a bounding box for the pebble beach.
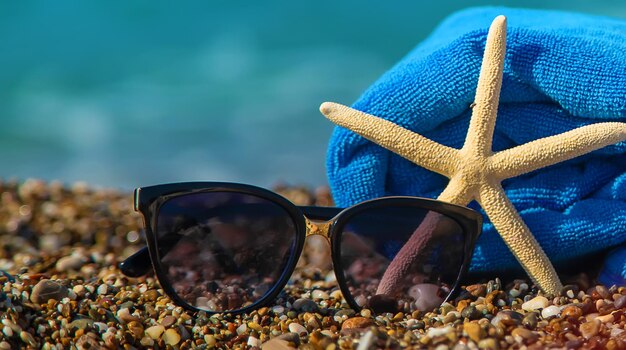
[1,179,625,349]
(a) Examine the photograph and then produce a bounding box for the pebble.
[272,305,286,315]
[55,254,86,271]
[127,321,144,339]
[69,318,94,331]
[276,332,301,345]
[0,270,14,282]
[162,328,181,346]
[477,338,497,349]
[2,319,22,333]
[96,284,108,295]
[615,294,626,309]
[341,317,373,330]
[427,326,453,338]
[521,295,549,311]
[511,327,538,344]
[561,284,579,298]
[20,331,37,347]
[292,298,320,313]
[204,334,217,347]
[461,305,481,320]
[76,334,100,350]
[263,338,296,350]
[237,323,248,335]
[579,320,600,339]
[145,325,165,339]
[541,305,561,319]
[522,312,539,329]
[486,278,501,293]
[463,322,483,342]
[335,309,355,318]
[161,315,177,328]
[561,305,583,319]
[311,290,329,300]
[409,283,444,311]
[466,284,486,298]
[356,330,375,350]
[30,279,69,303]
[288,322,307,335]
[247,336,261,347]
[491,310,523,327]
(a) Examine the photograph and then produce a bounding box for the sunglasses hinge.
[305,218,332,241]
[133,188,141,212]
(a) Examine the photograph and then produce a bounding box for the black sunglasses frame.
[120,182,482,315]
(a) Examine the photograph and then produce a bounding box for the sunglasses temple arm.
[119,247,152,277]
[119,232,184,277]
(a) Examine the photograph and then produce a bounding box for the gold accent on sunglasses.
[305,218,332,241]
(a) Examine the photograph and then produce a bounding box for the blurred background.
[1,1,625,191]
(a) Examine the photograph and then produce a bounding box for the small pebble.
[356,330,375,350]
[490,310,523,327]
[162,328,181,346]
[145,325,165,340]
[521,295,549,311]
[288,322,307,335]
[55,254,86,271]
[427,326,453,338]
[237,323,248,335]
[511,327,538,344]
[615,294,626,309]
[522,312,539,328]
[247,335,261,347]
[463,322,483,342]
[341,317,373,330]
[161,315,176,328]
[292,298,320,313]
[311,290,330,300]
[272,305,286,315]
[20,331,37,347]
[579,320,600,339]
[561,305,583,319]
[477,338,497,349]
[466,284,486,297]
[541,305,561,319]
[461,305,481,320]
[30,279,69,303]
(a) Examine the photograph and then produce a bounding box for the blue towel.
[326,7,626,285]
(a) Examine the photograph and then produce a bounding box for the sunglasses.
[119,182,482,315]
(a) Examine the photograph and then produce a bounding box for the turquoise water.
[1,1,625,190]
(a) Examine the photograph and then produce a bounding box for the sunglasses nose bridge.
[304,217,332,242]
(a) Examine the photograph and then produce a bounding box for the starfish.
[319,15,626,295]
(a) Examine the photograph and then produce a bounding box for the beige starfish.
[319,15,626,295]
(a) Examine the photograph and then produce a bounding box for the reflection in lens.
[338,206,465,314]
[155,191,297,312]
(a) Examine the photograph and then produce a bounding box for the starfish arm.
[320,102,459,177]
[478,182,562,295]
[375,210,445,297]
[437,177,475,206]
[464,16,507,157]
[376,179,473,296]
[491,122,626,179]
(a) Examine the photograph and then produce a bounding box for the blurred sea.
[1,1,625,190]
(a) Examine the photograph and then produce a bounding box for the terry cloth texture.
[326,7,626,284]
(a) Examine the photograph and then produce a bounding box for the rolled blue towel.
[326,7,626,285]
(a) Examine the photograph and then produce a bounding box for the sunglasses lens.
[337,205,466,314]
[154,191,298,312]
